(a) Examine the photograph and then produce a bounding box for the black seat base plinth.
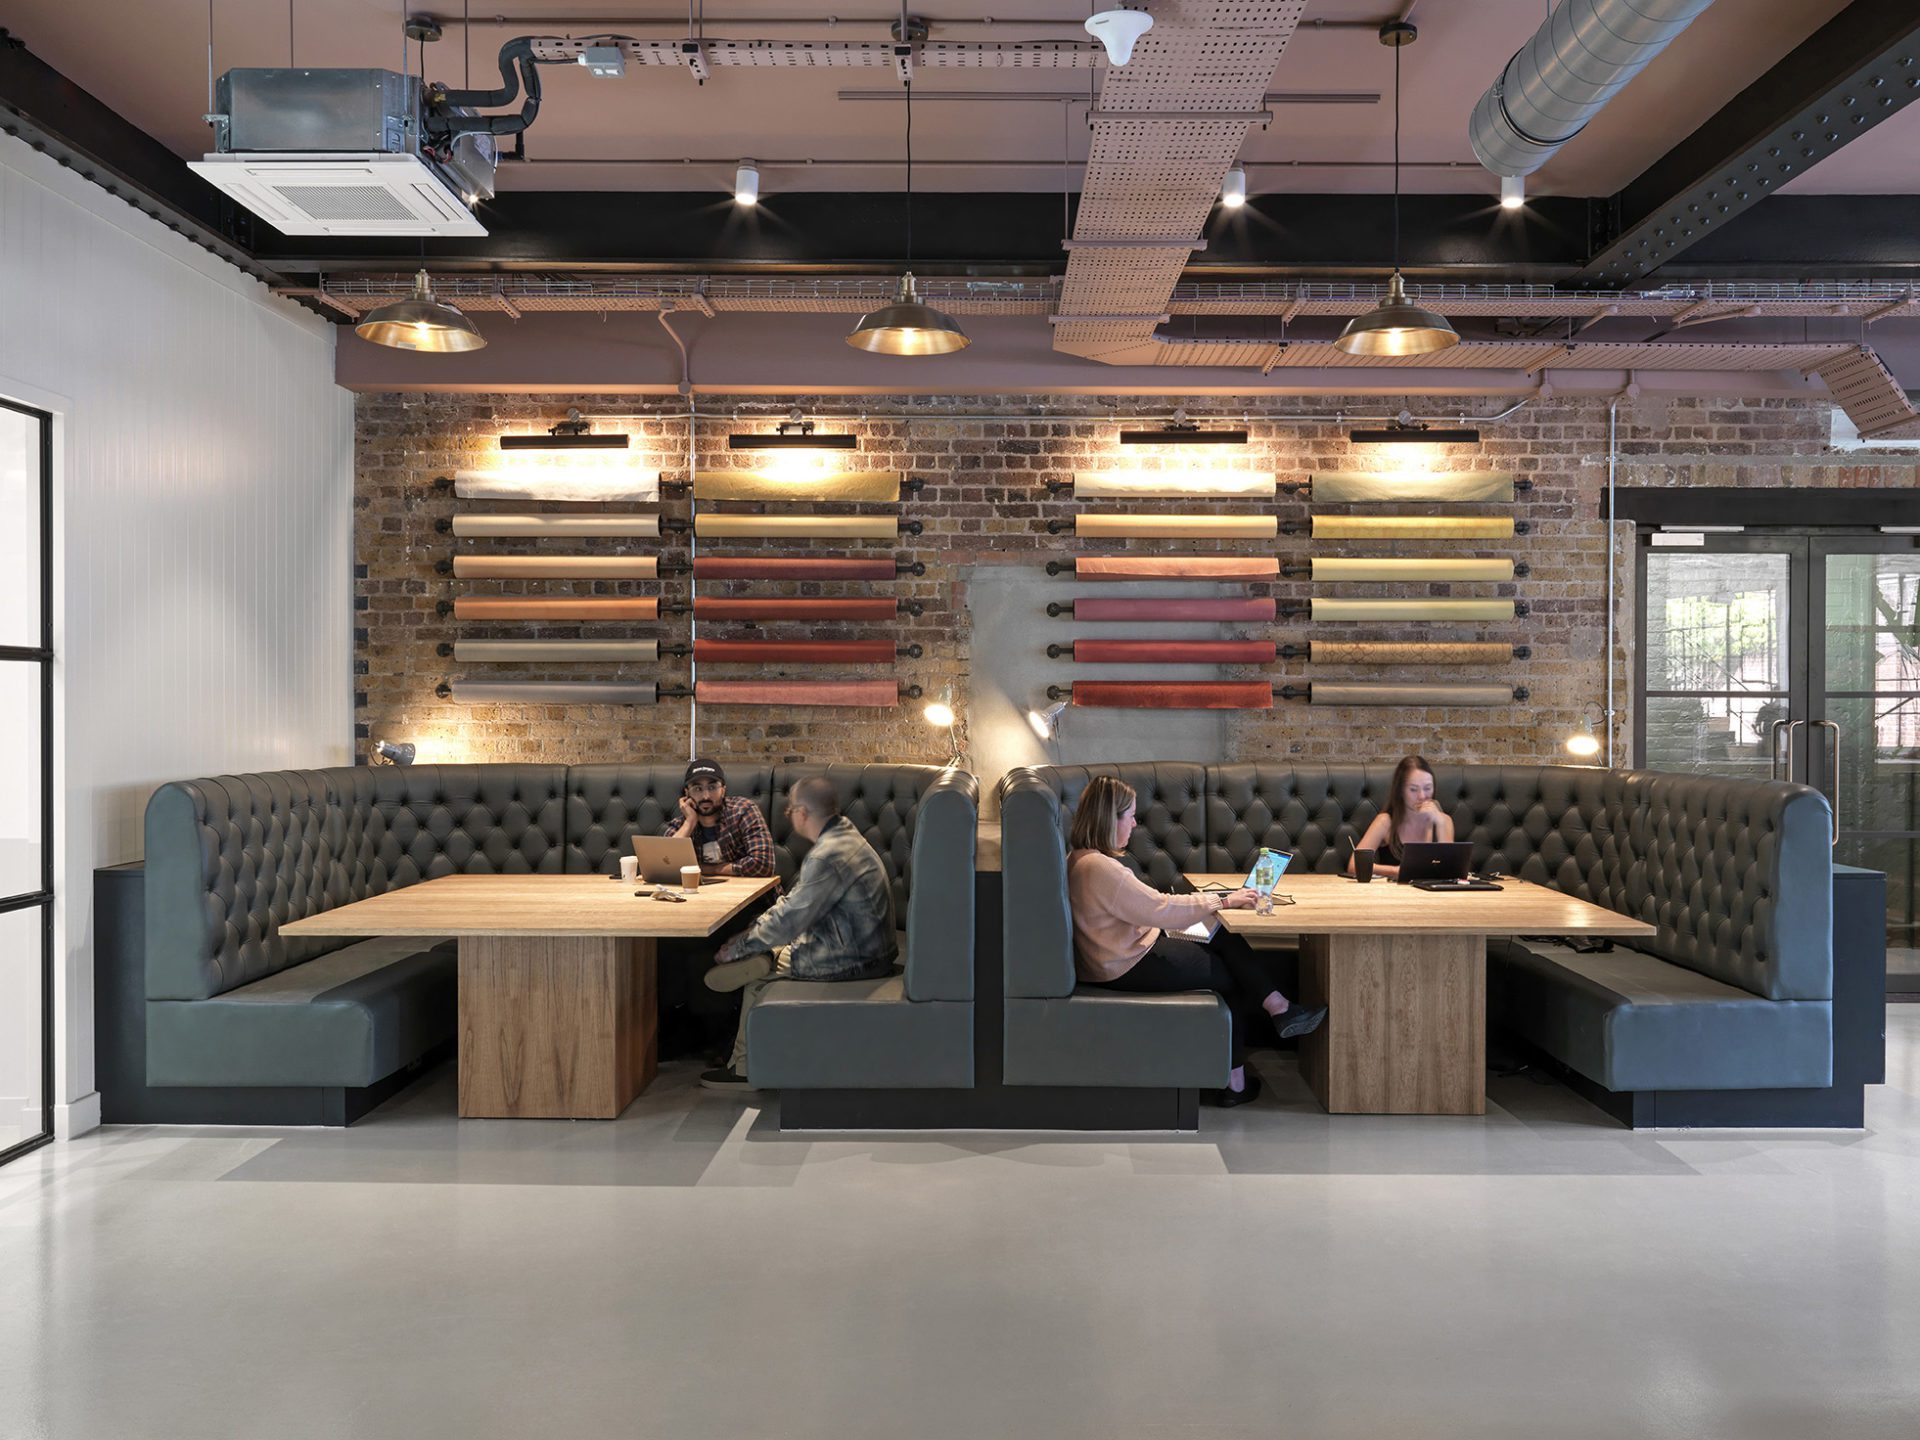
[780,1085,1198,1132]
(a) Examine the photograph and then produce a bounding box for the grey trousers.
[730,949,791,1075]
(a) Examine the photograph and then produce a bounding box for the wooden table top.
[1186,872,1657,939]
[279,874,779,940]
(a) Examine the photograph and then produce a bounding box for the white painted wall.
[0,133,353,1137]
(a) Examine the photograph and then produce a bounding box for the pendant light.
[354,269,486,353]
[847,79,970,356]
[1336,22,1458,358]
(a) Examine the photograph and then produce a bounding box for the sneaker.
[703,952,774,993]
[1274,1002,1329,1041]
[1204,1072,1263,1108]
[699,1066,757,1093]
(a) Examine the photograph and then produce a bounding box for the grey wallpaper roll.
[1308,557,1513,583]
[454,469,660,502]
[1311,598,1515,622]
[451,514,661,539]
[448,681,658,705]
[453,640,660,663]
[1309,682,1514,707]
[1311,471,1517,503]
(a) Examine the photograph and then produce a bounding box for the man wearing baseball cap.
[663,758,775,879]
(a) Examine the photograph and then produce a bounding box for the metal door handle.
[1772,719,1804,781]
[1813,719,1840,845]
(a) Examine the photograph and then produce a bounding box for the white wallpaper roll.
[1311,471,1517,503]
[1072,471,1278,500]
[453,640,660,663]
[1074,513,1279,538]
[694,470,904,502]
[1311,598,1516,622]
[1310,683,1515,707]
[1308,557,1514,583]
[695,514,898,539]
[451,514,661,538]
[454,468,660,502]
[451,555,658,579]
[449,681,658,705]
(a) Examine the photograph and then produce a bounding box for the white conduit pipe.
[1469,0,1716,178]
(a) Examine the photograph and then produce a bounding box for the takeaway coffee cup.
[1353,849,1376,884]
[619,855,639,885]
[680,865,702,891]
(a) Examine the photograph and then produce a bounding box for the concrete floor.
[4,1020,1920,1440]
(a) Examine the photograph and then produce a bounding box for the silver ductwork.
[1469,0,1716,178]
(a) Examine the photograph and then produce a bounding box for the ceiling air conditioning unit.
[188,69,493,237]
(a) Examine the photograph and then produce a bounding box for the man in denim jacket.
[698,776,897,1092]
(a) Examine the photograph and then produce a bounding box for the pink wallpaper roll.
[696,680,899,707]
[1071,597,1277,623]
[695,640,895,664]
[1074,555,1280,580]
[1070,682,1273,710]
[1072,640,1275,664]
[698,598,896,621]
[693,557,896,581]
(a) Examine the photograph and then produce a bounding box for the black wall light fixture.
[1349,420,1482,445]
[728,419,859,451]
[1119,411,1249,445]
[499,408,630,451]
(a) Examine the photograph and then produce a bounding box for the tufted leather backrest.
[769,763,943,917]
[903,770,978,1002]
[563,765,774,875]
[332,766,568,900]
[1030,763,1209,890]
[999,770,1077,1000]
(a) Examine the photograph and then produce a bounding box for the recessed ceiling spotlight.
[1084,6,1154,67]
[1500,174,1526,210]
[734,160,760,207]
[1220,165,1247,209]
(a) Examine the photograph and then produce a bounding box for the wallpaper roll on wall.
[454,639,659,662]
[1307,557,1513,583]
[697,598,896,621]
[1310,471,1517,504]
[1310,641,1516,665]
[1309,683,1514,707]
[1310,515,1514,540]
[452,555,658,580]
[1310,598,1514,622]
[449,681,658,705]
[696,680,899,707]
[1074,555,1280,580]
[451,514,661,539]
[1070,682,1273,710]
[1073,514,1280,539]
[454,597,659,620]
[1071,640,1275,664]
[695,515,897,539]
[695,640,895,664]
[454,469,660,503]
[1072,471,1278,500]
[693,470,904,502]
[693,556,895,580]
[1071,597,1278,622]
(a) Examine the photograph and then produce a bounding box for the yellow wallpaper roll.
[1310,641,1516,665]
[1310,515,1513,540]
[1308,557,1513,583]
[695,514,898,539]
[1310,683,1515,707]
[1075,514,1279,538]
[453,469,659,502]
[452,556,658,580]
[1072,471,1277,500]
[1310,471,1517,503]
[693,470,904,502]
[453,640,659,663]
[1311,598,1515,622]
[451,514,660,539]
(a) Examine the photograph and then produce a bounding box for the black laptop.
[1396,841,1498,890]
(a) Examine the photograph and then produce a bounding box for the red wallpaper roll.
[1075,555,1279,580]
[693,557,896,581]
[695,640,895,664]
[1071,597,1277,623]
[1071,682,1273,710]
[1072,640,1275,664]
[697,598,896,621]
[696,680,899,707]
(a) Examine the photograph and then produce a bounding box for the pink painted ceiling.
[6,0,1910,199]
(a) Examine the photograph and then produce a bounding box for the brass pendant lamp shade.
[354,269,486,353]
[1335,22,1456,358]
[846,273,970,356]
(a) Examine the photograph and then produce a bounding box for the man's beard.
[693,798,722,818]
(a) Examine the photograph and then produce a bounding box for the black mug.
[1353,848,1375,884]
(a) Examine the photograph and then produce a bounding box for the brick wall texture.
[354,391,1919,776]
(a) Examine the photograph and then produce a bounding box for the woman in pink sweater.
[1066,776,1328,1107]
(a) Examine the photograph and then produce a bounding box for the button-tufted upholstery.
[333,765,568,898]
[1037,763,1209,890]
[564,764,716,876]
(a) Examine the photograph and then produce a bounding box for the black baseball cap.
[684,758,726,787]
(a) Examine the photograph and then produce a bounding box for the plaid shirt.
[664,794,776,877]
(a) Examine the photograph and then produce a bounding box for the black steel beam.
[1609,487,1920,528]
[1571,0,1920,289]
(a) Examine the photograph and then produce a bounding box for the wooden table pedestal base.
[457,935,659,1119]
[1298,931,1486,1116]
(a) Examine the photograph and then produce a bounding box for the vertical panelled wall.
[0,134,353,1131]
[357,390,1905,783]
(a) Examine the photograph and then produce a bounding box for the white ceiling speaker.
[1084,7,1154,67]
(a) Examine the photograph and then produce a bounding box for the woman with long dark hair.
[1348,754,1455,881]
[1065,775,1327,1107]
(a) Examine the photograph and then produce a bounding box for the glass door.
[0,398,52,1165]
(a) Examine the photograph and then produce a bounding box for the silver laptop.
[630,835,699,884]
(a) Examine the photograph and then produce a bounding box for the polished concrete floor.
[5,1017,1920,1440]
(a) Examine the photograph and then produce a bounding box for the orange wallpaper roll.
[1307,557,1512,583]
[452,555,658,580]
[454,597,659,620]
[696,680,899,707]
[695,514,897,539]
[1310,515,1513,540]
[697,598,895,621]
[1310,598,1514,622]
[1072,597,1276,622]
[694,640,895,664]
[1072,640,1275,664]
[1074,555,1280,580]
[1070,682,1273,710]
[1310,641,1515,665]
[693,470,904,502]
[451,514,660,539]
[1074,514,1279,539]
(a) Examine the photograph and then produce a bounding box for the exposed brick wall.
[354,390,1916,777]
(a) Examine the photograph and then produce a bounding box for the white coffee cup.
[619,855,639,885]
[680,865,702,891]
